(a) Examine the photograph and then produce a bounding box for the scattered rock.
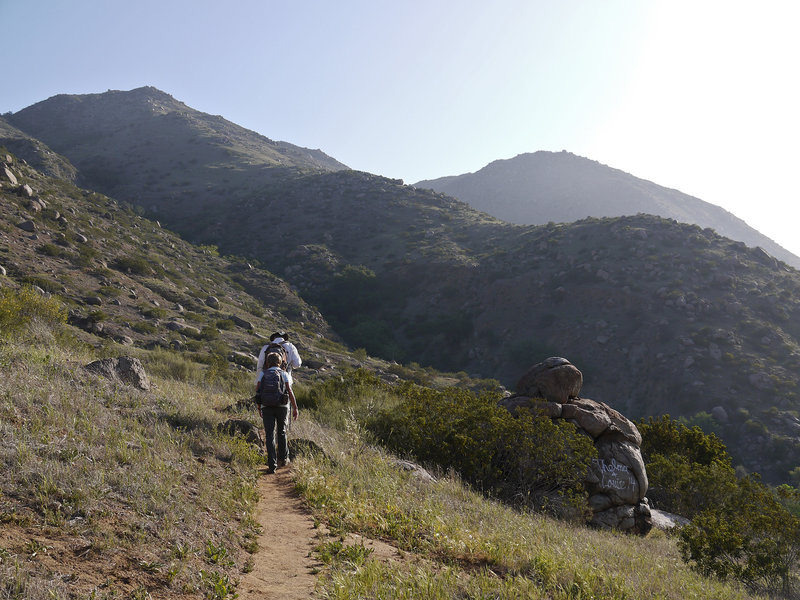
[228,314,255,330]
[20,184,34,197]
[217,419,263,447]
[84,356,151,390]
[0,265,5,277]
[390,458,436,482]
[711,405,729,423]
[206,295,220,309]
[2,166,18,185]
[114,335,134,346]
[515,356,582,403]
[650,508,690,530]
[75,233,88,244]
[84,296,103,306]
[230,351,257,368]
[16,220,36,233]
[288,438,328,461]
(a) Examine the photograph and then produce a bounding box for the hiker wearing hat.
[255,331,302,386]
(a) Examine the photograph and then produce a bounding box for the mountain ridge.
[414,150,800,269]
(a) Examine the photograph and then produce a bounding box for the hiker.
[255,331,302,386]
[256,351,299,473]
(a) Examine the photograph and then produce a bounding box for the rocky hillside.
[0,145,407,387]
[7,88,800,484]
[0,116,78,183]
[414,151,800,269]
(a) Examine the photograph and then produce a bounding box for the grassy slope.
[0,319,263,598]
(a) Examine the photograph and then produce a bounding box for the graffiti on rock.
[593,458,637,492]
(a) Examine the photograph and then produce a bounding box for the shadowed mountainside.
[414,151,800,270]
[7,88,800,483]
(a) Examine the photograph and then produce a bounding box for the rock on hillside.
[0,148,365,386]
[500,357,651,534]
[414,151,800,270]
[0,116,79,183]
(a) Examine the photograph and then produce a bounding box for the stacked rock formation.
[499,357,652,534]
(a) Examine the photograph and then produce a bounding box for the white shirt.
[255,337,302,384]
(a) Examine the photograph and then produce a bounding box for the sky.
[2,0,799,256]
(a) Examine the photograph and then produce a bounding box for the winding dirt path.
[238,466,321,600]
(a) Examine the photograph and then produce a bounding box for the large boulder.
[85,356,151,390]
[2,166,18,185]
[515,356,582,403]
[501,357,651,534]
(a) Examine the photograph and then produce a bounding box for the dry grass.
[0,322,261,599]
[291,416,764,600]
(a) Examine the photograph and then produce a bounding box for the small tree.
[679,475,800,596]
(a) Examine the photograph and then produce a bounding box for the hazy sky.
[3,1,799,256]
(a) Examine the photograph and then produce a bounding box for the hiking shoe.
[277,458,290,468]
[266,466,276,474]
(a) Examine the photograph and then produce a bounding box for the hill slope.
[414,151,800,269]
[7,89,800,484]
[0,144,408,387]
[6,86,348,220]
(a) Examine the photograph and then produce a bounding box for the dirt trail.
[238,466,321,600]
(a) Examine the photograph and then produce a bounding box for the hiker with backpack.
[255,351,299,474]
[255,331,302,386]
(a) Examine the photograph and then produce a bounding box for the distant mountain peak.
[415,151,800,269]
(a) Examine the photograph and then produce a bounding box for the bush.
[641,416,800,595]
[20,275,62,294]
[114,255,153,275]
[143,349,203,382]
[638,415,735,517]
[679,476,800,596]
[370,383,595,518]
[37,243,68,258]
[0,286,67,336]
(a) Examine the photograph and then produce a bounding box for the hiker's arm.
[254,345,266,383]
[255,381,262,417]
[286,343,302,369]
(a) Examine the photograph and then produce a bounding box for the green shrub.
[679,476,800,596]
[97,285,122,297]
[639,415,735,517]
[0,286,67,336]
[73,244,98,267]
[216,319,235,330]
[114,254,164,276]
[37,243,67,258]
[143,349,203,382]
[19,275,62,294]
[140,305,168,319]
[132,321,158,334]
[641,415,800,595]
[199,325,220,340]
[370,383,595,518]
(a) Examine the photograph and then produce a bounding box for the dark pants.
[261,404,289,469]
